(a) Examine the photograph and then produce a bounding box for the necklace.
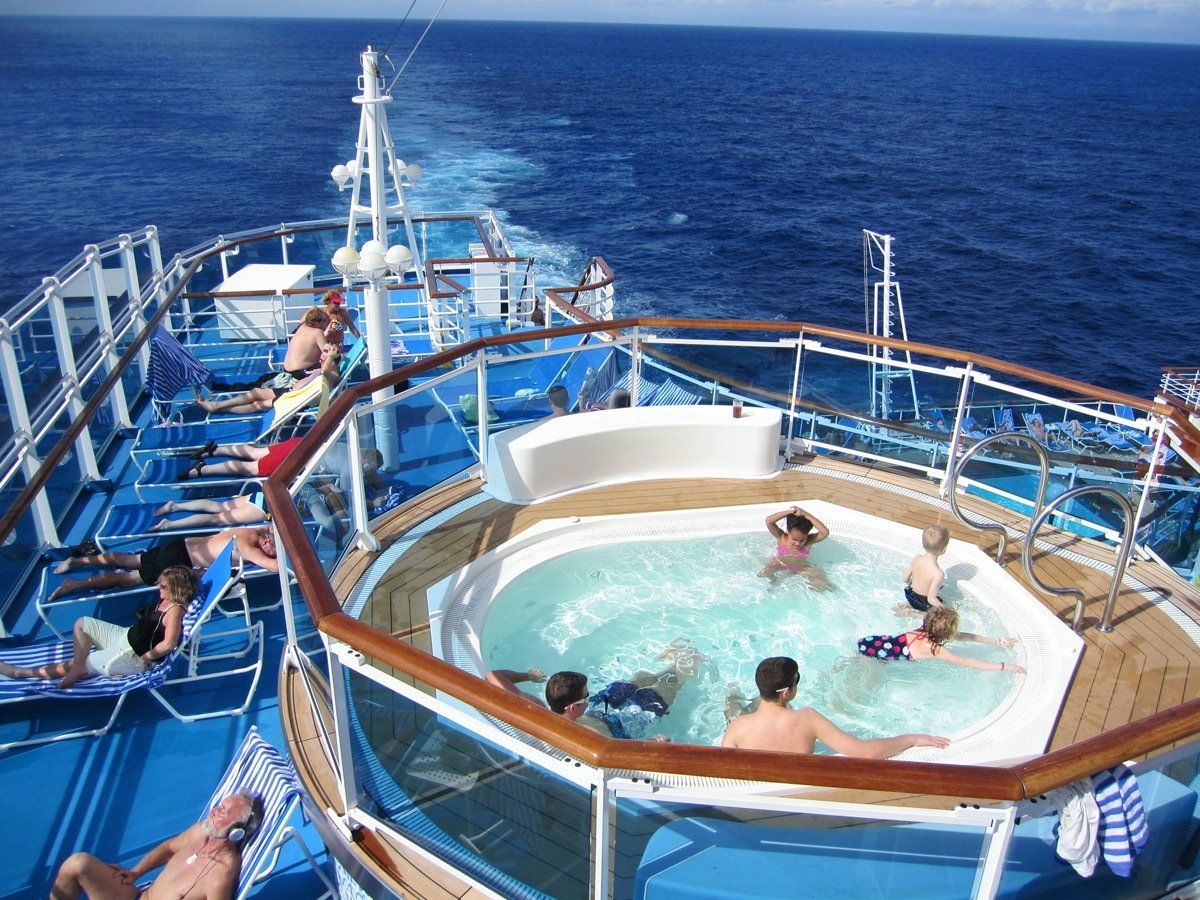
[185,852,198,865]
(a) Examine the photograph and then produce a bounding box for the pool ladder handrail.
[945,431,1050,566]
[945,432,1136,633]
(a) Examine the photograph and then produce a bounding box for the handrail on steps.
[946,432,1138,633]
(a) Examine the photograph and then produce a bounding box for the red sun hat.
[322,291,345,304]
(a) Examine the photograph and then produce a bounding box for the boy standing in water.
[901,524,950,612]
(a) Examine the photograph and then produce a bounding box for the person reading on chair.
[209,307,334,395]
[51,788,263,900]
[48,527,278,601]
[486,638,707,742]
[721,656,949,758]
[0,566,197,689]
[195,341,340,416]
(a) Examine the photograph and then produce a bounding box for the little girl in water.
[857,606,1025,673]
[757,505,831,589]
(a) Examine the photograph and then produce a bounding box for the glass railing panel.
[0,489,41,630]
[613,795,987,900]
[346,668,592,900]
[37,407,86,533]
[297,426,357,574]
[796,344,966,475]
[370,372,482,492]
[1130,481,1200,575]
[484,335,630,415]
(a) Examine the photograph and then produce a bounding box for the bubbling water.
[482,533,1014,747]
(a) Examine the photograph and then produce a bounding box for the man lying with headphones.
[50,788,264,899]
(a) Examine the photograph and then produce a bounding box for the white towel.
[1045,779,1100,877]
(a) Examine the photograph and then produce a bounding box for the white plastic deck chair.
[200,726,336,900]
[0,542,257,751]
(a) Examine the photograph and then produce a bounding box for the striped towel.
[148,325,213,423]
[1091,763,1149,876]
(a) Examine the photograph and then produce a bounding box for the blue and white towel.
[148,325,213,423]
[1091,763,1149,877]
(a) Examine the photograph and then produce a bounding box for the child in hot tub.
[857,606,1025,673]
[757,505,832,590]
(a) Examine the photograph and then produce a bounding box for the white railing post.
[593,770,612,899]
[119,234,151,383]
[0,319,59,550]
[327,642,364,833]
[43,277,102,483]
[85,247,132,430]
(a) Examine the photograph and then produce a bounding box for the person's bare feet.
[57,668,86,690]
[53,558,81,575]
[153,501,177,516]
[48,577,82,602]
[148,520,169,533]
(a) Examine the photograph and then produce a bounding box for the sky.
[4,0,1200,45]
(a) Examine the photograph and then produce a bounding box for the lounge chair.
[1113,404,1151,444]
[991,408,1016,434]
[961,416,987,439]
[0,542,263,751]
[132,335,367,461]
[177,727,336,900]
[95,491,266,551]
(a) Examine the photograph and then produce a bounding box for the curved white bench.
[483,406,783,504]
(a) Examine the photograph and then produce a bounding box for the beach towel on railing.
[1091,763,1149,876]
[149,326,213,423]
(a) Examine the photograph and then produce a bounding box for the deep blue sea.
[1,16,1198,396]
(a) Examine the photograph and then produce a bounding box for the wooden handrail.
[10,233,1200,804]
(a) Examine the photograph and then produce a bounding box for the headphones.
[224,792,261,844]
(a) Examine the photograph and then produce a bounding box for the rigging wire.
[379,0,418,59]
[387,0,450,93]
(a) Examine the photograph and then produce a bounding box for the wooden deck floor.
[349,454,1200,755]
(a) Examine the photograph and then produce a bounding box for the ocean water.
[1,17,1198,396]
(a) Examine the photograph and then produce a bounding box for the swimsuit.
[857,631,917,662]
[775,543,810,572]
[137,540,194,585]
[257,437,304,476]
[586,680,669,740]
[904,584,933,612]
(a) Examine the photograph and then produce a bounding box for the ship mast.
[863,230,920,421]
[330,47,425,469]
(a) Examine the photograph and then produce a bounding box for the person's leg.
[55,551,141,575]
[51,851,140,900]
[194,388,274,414]
[57,617,111,689]
[48,570,144,603]
[154,498,222,517]
[178,459,259,481]
[0,657,69,680]
[218,442,272,461]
